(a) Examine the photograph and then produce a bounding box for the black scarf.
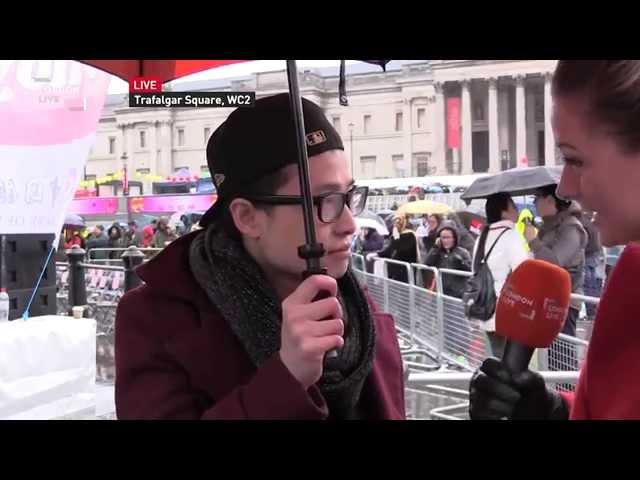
[188,225,376,419]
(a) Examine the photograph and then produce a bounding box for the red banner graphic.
[447,97,461,149]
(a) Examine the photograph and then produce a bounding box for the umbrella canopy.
[355,210,389,236]
[81,60,247,84]
[461,165,563,202]
[396,200,452,216]
[63,213,85,229]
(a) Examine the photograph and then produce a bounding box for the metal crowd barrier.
[87,247,162,264]
[351,254,597,418]
[57,245,147,385]
[405,371,581,420]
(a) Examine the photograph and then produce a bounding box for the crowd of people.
[353,188,612,365]
[59,215,204,261]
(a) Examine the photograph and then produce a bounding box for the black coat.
[86,233,109,259]
[378,231,418,283]
[424,246,472,298]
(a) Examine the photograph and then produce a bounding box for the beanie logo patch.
[306,130,327,147]
[214,173,226,187]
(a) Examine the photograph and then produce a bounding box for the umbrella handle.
[302,268,339,359]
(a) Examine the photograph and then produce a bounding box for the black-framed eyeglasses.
[242,185,369,223]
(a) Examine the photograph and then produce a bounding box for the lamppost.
[348,122,355,177]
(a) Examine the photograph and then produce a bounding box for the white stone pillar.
[126,124,135,174]
[432,82,446,175]
[544,72,556,165]
[526,83,537,165]
[515,75,527,164]
[148,121,159,193]
[498,83,510,170]
[488,77,500,173]
[159,120,173,177]
[461,79,473,174]
[402,97,413,175]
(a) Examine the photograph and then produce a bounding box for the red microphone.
[495,259,571,375]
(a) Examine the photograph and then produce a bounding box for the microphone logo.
[543,297,567,323]
[501,284,534,308]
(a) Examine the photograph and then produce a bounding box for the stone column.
[432,82,446,175]
[498,82,510,170]
[159,120,174,177]
[544,72,556,165]
[461,79,473,174]
[402,97,413,175]
[488,77,500,173]
[526,83,537,165]
[515,75,527,163]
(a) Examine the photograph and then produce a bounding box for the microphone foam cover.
[496,259,571,348]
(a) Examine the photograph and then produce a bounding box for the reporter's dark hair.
[485,192,515,224]
[538,184,571,212]
[552,60,640,154]
[220,168,291,240]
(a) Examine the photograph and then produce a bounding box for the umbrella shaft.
[286,60,324,273]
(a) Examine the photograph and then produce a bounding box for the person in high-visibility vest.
[515,208,537,252]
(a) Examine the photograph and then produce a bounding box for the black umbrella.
[461,165,563,204]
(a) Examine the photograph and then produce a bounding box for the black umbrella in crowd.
[461,165,563,204]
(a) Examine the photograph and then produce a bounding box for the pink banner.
[69,197,119,215]
[447,97,461,149]
[0,61,110,145]
[128,194,217,214]
[0,61,109,237]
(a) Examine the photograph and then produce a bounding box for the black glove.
[469,357,570,420]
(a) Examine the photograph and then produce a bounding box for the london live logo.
[128,77,255,108]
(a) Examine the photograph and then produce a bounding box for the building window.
[200,164,209,173]
[332,116,341,134]
[177,128,185,146]
[174,166,188,173]
[473,102,485,121]
[392,154,405,177]
[413,152,432,177]
[395,112,403,132]
[136,168,150,175]
[108,137,116,155]
[85,174,96,181]
[363,115,372,135]
[139,130,146,148]
[360,155,376,178]
[204,127,211,144]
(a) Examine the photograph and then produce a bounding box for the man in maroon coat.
[115,94,406,420]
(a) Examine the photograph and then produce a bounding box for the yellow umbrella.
[396,200,452,216]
